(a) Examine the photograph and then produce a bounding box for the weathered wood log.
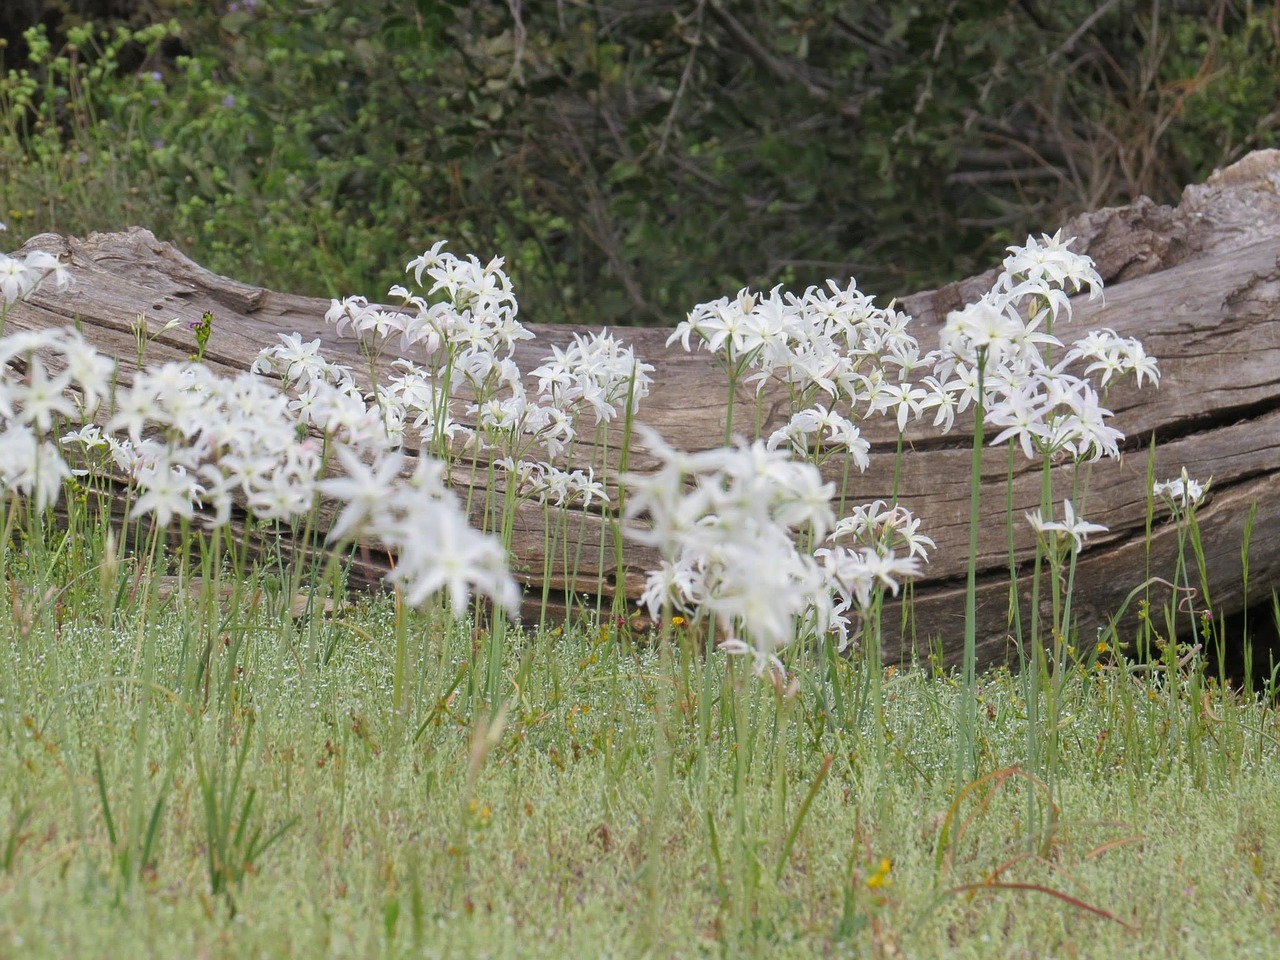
[7,150,1280,666]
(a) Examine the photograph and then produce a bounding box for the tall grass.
[1,500,1278,956]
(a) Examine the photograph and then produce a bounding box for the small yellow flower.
[671,616,686,627]
[866,857,893,890]
[468,799,492,826]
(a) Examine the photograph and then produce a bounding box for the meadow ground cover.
[2,214,1280,959]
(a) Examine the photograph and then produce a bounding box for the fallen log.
[7,150,1280,666]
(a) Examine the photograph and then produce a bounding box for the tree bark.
[8,150,1280,667]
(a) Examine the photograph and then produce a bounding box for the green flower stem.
[959,348,986,784]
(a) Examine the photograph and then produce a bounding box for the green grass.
[2,521,1279,958]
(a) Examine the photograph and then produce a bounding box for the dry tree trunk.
[8,151,1280,667]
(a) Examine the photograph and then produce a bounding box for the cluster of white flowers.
[1153,467,1208,516]
[2,228,1167,675]
[319,446,519,617]
[0,249,87,508]
[251,242,661,610]
[251,331,355,392]
[645,229,1159,670]
[670,280,918,460]
[493,457,607,509]
[321,244,652,506]
[0,243,523,620]
[816,500,932,651]
[47,342,523,618]
[766,403,870,468]
[319,245,531,453]
[625,425,940,668]
[1062,327,1159,389]
[826,500,935,558]
[65,362,320,526]
[1025,499,1109,556]
[530,330,654,426]
[670,232,1158,482]
[0,249,72,306]
[0,327,109,509]
[937,233,1161,556]
[939,230,1157,465]
[625,427,837,677]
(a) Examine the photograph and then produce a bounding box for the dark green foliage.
[3,0,1279,322]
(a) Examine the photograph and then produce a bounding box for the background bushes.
[2,0,1278,322]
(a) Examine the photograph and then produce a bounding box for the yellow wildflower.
[866,857,893,889]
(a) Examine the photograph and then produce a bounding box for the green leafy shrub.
[3,1,1280,321]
